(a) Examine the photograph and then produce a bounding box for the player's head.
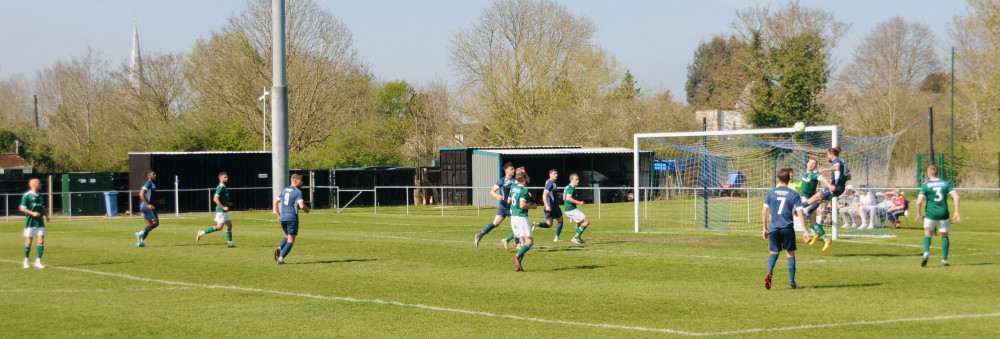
[549,169,558,180]
[218,171,228,183]
[827,146,841,160]
[28,178,41,191]
[291,173,302,187]
[146,170,157,180]
[806,158,817,171]
[515,166,529,184]
[776,167,792,185]
[927,164,939,178]
[503,162,515,177]
[894,189,902,197]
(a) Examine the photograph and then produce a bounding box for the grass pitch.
[2,201,999,337]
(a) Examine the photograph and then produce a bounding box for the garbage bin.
[103,192,119,216]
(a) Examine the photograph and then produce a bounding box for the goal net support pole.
[633,125,840,240]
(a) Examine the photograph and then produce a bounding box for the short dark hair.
[503,162,514,170]
[828,145,842,157]
[549,169,558,174]
[146,170,155,178]
[290,173,302,181]
[777,167,792,184]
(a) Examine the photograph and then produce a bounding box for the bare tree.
[185,0,370,154]
[950,0,1000,143]
[833,16,941,135]
[0,74,34,124]
[404,82,454,165]
[449,0,620,145]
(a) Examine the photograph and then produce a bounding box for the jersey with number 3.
[764,186,803,231]
[919,179,954,221]
[277,186,304,222]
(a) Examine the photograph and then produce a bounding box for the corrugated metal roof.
[128,151,270,155]
[476,147,647,155]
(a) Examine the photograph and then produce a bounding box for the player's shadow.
[551,264,609,271]
[534,247,587,253]
[804,282,884,289]
[292,258,376,265]
[833,253,905,258]
[952,262,997,266]
[62,260,135,266]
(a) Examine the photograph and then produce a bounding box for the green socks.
[942,237,949,260]
[37,245,43,259]
[505,233,516,243]
[811,224,826,237]
[203,227,217,234]
[516,244,531,261]
[574,225,587,239]
[24,245,30,259]
[226,230,232,242]
[923,236,932,253]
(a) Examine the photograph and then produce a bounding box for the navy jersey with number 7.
[764,186,803,231]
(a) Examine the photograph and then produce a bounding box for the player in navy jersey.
[273,174,310,264]
[474,162,516,247]
[134,171,159,247]
[762,167,806,290]
[806,146,849,207]
[534,169,564,242]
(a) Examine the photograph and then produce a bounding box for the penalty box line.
[5,259,999,336]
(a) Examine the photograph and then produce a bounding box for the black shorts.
[281,220,299,236]
[768,228,797,253]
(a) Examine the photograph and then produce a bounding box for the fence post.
[440,186,444,217]
[5,194,8,222]
[405,186,410,216]
[374,188,378,214]
[208,189,212,213]
[128,190,133,218]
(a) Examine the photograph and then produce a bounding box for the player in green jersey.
[508,167,537,271]
[563,173,591,244]
[19,178,50,269]
[913,164,960,267]
[197,172,236,247]
[800,159,832,251]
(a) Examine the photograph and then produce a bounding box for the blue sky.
[0,0,967,100]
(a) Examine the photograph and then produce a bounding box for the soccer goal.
[632,125,902,239]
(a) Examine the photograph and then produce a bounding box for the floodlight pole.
[270,0,289,199]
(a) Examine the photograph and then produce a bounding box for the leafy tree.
[685,35,747,109]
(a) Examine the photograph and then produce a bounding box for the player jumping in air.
[19,178,50,269]
[273,173,310,265]
[763,167,806,290]
[509,167,537,271]
[134,171,159,247]
[197,172,236,248]
[914,164,960,267]
[474,162,516,247]
[563,173,591,244]
[801,158,833,251]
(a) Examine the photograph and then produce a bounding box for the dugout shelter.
[128,152,272,213]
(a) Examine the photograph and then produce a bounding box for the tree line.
[0,0,997,186]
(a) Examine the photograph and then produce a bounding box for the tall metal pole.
[33,95,39,128]
[271,0,289,199]
[950,47,955,182]
[259,89,269,151]
[929,107,935,165]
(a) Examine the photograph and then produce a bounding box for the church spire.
[129,18,143,88]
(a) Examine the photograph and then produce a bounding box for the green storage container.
[61,173,114,216]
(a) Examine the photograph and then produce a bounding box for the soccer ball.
[793,121,806,133]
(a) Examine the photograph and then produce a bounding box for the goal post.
[632,125,841,239]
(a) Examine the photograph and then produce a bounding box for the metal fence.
[3,184,998,222]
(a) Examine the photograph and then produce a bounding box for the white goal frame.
[633,125,841,240]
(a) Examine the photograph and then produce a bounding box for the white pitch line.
[0,287,193,293]
[3,259,997,335]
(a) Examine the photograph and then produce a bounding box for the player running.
[762,168,806,290]
[914,164,960,267]
[564,173,592,244]
[801,158,833,251]
[474,162,516,247]
[535,169,565,242]
[509,167,537,271]
[273,174,310,265]
[134,171,159,247]
[19,178,50,269]
[197,172,236,248]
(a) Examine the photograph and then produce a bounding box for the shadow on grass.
[62,260,136,266]
[533,247,587,253]
[291,258,376,265]
[805,282,884,289]
[834,253,906,258]
[550,264,610,271]
[953,262,997,266]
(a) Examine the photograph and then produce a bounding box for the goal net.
[633,125,903,239]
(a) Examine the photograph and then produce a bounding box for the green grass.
[2,201,999,337]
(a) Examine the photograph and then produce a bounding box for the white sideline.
[5,259,998,336]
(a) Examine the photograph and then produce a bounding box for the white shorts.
[214,212,232,224]
[565,209,587,223]
[23,227,45,238]
[510,216,532,238]
[924,218,951,233]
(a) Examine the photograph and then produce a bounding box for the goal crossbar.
[632,125,840,238]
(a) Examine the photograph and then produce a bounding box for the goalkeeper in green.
[800,159,833,251]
